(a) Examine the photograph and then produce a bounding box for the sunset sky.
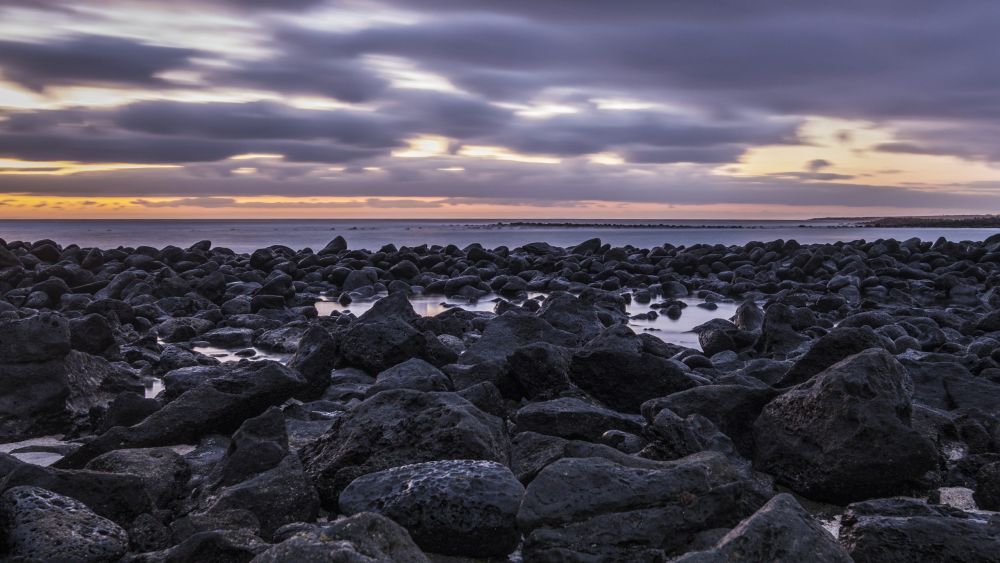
[1,0,1000,219]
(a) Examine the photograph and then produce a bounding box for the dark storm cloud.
[113,100,400,147]
[494,111,799,157]
[0,35,199,91]
[214,57,387,103]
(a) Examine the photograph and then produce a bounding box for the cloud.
[130,196,448,209]
[0,34,199,91]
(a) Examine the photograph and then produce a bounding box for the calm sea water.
[0,219,996,253]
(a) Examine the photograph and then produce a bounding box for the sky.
[1,1,1000,219]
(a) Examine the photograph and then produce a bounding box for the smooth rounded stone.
[251,512,428,563]
[155,316,215,343]
[642,385,779,459]
[514,397,645,442]
[339,460,524,557]
[673,493,851,563]
[56,360,305,468]
[300,389,509,506]
[754,349,937,504]
[0,485,128,563]
[0,311,70,362]
[839,497,1000,563]
[366,358,454,397]
[733,300,764,332]
[460,311,578,365]
[518,453,772,561]
[777,326,886,387]
[568,349,700,413]
[85,447,190,508]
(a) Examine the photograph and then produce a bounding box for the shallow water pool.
[316,293,738,351]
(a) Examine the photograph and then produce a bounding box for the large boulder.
[537,293,605,341]
[777,327,885,387]
[0,486,128,562]
[338,318,429,374]
[514,397,644,442]
[56,360,304,468]
[85,447,190,508]
[286,325,339,398]
[518,453,771,561]
[569,349,699,413]
[339,460,523,557]
[0,312,70,362]
[839,497,1000,563]
[460,312,577,365]
[366,358,453,396]
[753,349,937,503]
[300,389,509,506]
[0,453,153,524]
[673,493,851,562]
[0,351,137,441]
[642,385,779,458]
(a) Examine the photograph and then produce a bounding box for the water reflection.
[316,293,738,351]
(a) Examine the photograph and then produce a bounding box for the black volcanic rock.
[339,459,523,557]
[754,349,937,503]
[674,493,852,563]
[300,389,509,506]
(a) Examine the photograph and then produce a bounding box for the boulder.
[569,349,699,413]
[778,327,885,387]
[753,349,937,503]
[0,312,70,362]
[339,460,523,557]
[0,453,153,524]
[514,397,644,442]
[85,447,189,508]
[366,358,453,396]
[460,312,577,364]
[55,360,304,468]
[0,485,128,563]
[0,350,143,442]
[518,453,771,561]
[839,497,1000,563]
[673,493,851,562]
[300,389,509,506]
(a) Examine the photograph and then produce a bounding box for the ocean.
[0,219,996,253]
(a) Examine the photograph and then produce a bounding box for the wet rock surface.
[3,234,1000,559]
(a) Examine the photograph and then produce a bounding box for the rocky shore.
[2,234,1000,561]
